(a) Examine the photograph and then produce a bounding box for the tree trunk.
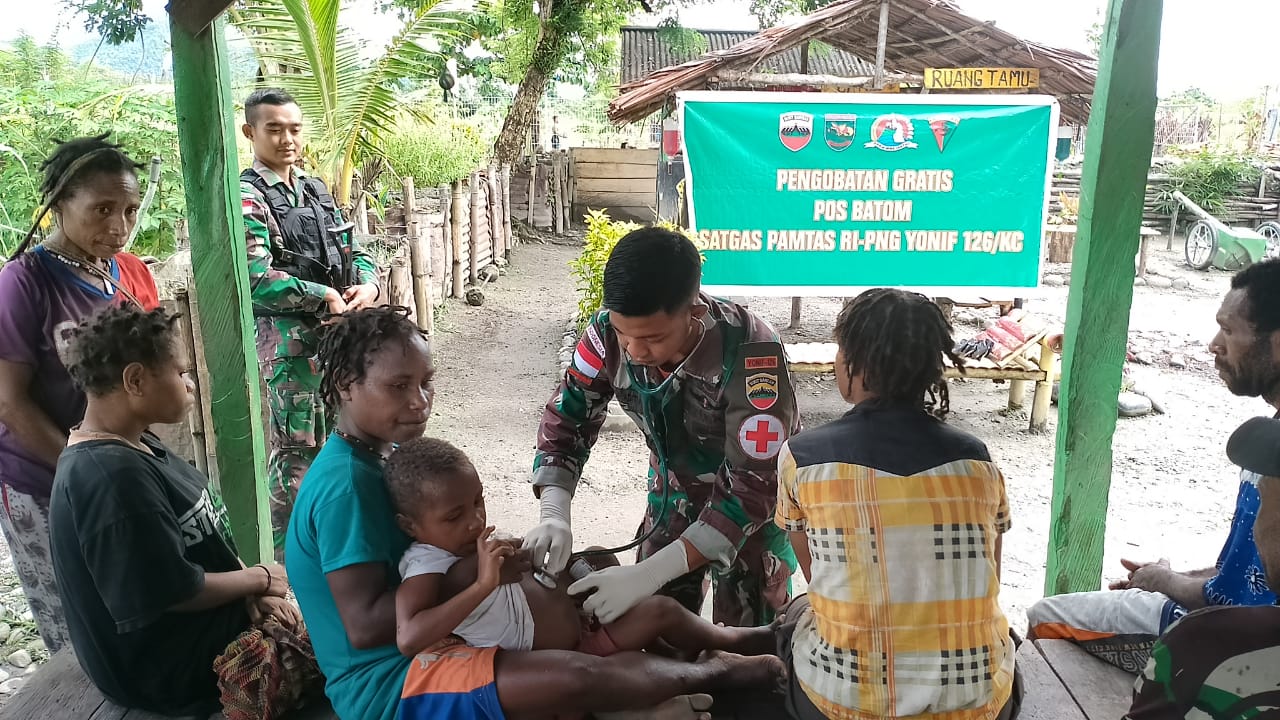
[492,8,569,166]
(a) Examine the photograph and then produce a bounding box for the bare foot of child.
[699,649,785,692]
[594,693,714,720]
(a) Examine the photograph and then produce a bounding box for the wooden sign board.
[925,67,1041,90]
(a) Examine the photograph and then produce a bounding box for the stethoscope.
[533,314,711,589]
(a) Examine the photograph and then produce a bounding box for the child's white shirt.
[398,542,535,650]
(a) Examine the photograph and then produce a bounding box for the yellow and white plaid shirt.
[776,404,1014,720]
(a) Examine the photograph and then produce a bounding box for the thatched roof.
[621,27,876,84]
[608,0,1097,126]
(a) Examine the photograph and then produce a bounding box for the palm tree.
[230,0,472,207]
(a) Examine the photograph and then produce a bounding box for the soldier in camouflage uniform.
[240,89,380,558]
[525,227,800,628]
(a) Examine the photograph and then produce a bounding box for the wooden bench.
[0,649,335,720]
[786,337,1060,432]
[1018,639,1136,720]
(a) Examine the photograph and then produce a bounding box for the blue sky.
[5,0,1277,101]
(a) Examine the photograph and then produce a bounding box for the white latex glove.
[523,486,573,574]
[568,540,689,624]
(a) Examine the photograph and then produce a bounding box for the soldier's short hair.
[64,305,182,396]
[603,226,701,317]
[244,88,298,125]
[384,437,476,516]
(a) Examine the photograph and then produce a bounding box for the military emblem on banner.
[824,114,857,151]
[928,115,961,153]
[746,372,780,411]
[864,114,917,152]
[779,112,814,152]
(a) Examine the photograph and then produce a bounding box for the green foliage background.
[0,36,185,259]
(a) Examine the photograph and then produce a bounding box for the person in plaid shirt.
[774,288,1017,720]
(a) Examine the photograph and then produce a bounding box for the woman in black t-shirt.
[49,305,303,716]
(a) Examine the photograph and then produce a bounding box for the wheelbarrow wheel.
[1257,221,1280,261]
[1184,219,1217,270]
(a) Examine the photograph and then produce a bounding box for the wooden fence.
[376,163,514,332]
[570,147,658,224]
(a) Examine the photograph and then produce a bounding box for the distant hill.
[68,22,257,86]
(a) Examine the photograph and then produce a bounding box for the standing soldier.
[240,88,381,558]
[525,227,800,627]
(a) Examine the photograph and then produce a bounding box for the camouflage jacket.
[534,294,800,569]
[241,160,378,360]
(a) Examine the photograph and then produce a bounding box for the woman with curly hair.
[0,133,160,651]
[51,304,318,717]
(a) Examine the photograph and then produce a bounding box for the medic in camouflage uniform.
[525,227,800,628]
[240,89,380,558]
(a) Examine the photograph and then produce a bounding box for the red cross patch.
[737,413,786,460]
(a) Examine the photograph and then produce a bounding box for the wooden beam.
[170,16,272,564]
[873,0,891,90]
[712,71,923,89]
[168,0,236,35]
[1045,0,1162,596]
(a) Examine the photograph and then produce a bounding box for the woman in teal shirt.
[285,307,779,720]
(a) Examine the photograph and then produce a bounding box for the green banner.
[680,92,1059,294]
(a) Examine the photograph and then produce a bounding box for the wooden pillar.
[488,162,504,260]
[553,154,565,235]
[501,163,513,251]
[404,177,432,335]
[439,184,452,300]
[170,16,271,563]
[470,171,482,284]
[872,0,890,90]
[451,181,467,298]
[1045,0,1163,596]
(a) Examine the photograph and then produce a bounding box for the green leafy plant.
[383,120,489,188]
[1154,149,1260,217]
[568,210,699,329]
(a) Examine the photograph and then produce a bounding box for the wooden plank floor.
[1035,639,1136,720]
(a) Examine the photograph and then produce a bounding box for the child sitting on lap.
[386,437,774,658]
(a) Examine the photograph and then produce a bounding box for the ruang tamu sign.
[677,91,1059,296]
[924,67,1041,90]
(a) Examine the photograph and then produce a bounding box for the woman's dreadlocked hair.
[834,288,964,420]
[9,133,144,260]
[318,306,427,410]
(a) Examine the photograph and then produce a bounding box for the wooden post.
[470,171,482,284]
[404,177,432,335]
[788,297,802,329]
[451,181,466,298]
[1045,0,1163,596]
[174,288,209,479]
[501,163,513,251]
[553,154,565,235]
[439,184,452,299]
[526,164,536,225]
[488,162,504,260]
[1167,202,1179,251]
[872,0,891,90]
[354,192,369,235]
[170,15,271,563]
[1030,339,1056,433]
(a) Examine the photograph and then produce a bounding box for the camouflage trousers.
[635,484,796,628]
[263,355,331,560]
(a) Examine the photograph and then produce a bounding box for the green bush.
[568,210,699,329]
[383,120,489,188]
[569,210,642,329]
[1155,149,1261,217]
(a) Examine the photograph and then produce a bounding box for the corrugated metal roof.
[621,27,877,85]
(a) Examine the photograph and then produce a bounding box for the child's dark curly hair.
[63,305,181,396]
[318,306,428,410]
[10,133,145,260]
[834,288,963,420]
[385,437,475,517]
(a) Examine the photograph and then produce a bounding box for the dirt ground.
[0,234,1262,695]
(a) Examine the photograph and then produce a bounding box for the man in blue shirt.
[1028,259,1280,673]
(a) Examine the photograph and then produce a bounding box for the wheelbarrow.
[1176,191,1270,270]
